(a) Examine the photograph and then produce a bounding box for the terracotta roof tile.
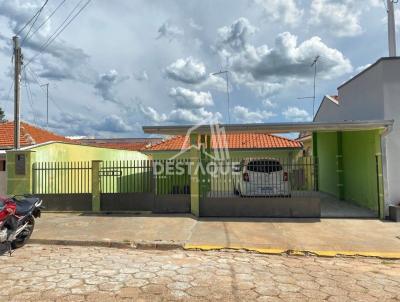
[144,133,302,151]
[81,142,149,151]
[0,121,71,148]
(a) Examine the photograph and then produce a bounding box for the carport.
[143,119,393,219]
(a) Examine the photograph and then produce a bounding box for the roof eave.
[143,120,394,135]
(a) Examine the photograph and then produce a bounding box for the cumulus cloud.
[262,99,277,108]
[189,18,203,30]
[233,105,276,123]
[94,70,129,102]
[216,18,352,98]
[164,57,207,84]
[139,105,168,123]
[309,0,362,37]
[282,106,311,121]
[156,21,184,41]
[168,108,222,124]
[227,32,352,81]
[140,87,219,124]
[253,0,303,26]
[217,18,258,50]
[139,105,221,124]
[49,112,132,136]
[169,87,213,109]
[94,115,132,132]
[133,70,149,81]
[164,57,226,91]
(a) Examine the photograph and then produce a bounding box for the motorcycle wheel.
[11,216,35,249]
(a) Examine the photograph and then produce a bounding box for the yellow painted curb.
[183,244,400,259]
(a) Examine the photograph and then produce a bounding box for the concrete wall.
[382,61,400,209]
[0,171,6,195]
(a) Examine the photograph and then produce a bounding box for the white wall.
[0,171,6,196]
[382,60,400,208]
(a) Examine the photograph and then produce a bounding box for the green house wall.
[7,142,148,195]
[315,130,381,211]
[32,142,148,162]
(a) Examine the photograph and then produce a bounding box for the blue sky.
[0,0,397,137]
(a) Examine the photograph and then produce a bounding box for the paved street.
[1,244,400,301]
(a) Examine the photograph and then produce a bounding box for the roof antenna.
[297,55,320,119]
[212,70,230,124]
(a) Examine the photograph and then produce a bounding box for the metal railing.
[201,157,318,198]
[32,161,92,194]
[100,160,153,193]
[32,157,318,198]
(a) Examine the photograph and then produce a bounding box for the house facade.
[314,57,400,215]
[142,133,303,160]
[0,122,148,196]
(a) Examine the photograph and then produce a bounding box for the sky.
[0,0,397,138]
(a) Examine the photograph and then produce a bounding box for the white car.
[233,159,291,197]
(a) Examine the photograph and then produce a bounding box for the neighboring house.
[143,133,302,159]
[314,57,400,215]
[77,138,163,151]
[0,122,148,196]
[0,121,73,195]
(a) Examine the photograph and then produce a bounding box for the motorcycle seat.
[15,198,38,216]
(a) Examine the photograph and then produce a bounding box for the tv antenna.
[297,55,320,119]
[212,70,230,124]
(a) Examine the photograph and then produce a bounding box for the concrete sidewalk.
[31,213,400,258]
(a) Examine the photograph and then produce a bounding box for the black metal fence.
[200,157,318,198]
[32,161,92,194]
[100,160,153,193]
[32,158,318,197]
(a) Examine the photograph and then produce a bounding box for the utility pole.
[13,36,22,150]
[41,83,49,127]
[212,70,230,124]
[387,0,397,57]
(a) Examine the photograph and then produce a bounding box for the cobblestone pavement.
[1,244,400,302]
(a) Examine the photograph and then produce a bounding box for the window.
[0,160,5,172]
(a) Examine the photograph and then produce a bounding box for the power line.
[25,0,92,68]
[24,0,67,46]
[22,69,39,125]
[16,0,49,36]
[21,0,49,46]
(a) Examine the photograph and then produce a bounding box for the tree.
[0,107,5,122]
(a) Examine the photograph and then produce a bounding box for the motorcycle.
[0,194,43,254]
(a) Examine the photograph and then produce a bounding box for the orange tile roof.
[0,121,71,149]
[144,133,302,151]
[82,142,149,151]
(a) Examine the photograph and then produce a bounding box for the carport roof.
[143,120,394,135]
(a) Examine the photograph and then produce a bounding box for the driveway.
[1,244,399,301]
[31,213,400,258]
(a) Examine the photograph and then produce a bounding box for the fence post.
[190,133,200,217]
[91,160,102,212]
